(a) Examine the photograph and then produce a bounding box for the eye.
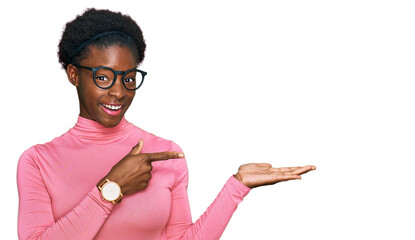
[96,75,110,81]
[124,77,136,83]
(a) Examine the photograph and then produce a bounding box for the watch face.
[102,181,121,201]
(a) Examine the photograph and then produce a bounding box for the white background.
[1,0,414,239]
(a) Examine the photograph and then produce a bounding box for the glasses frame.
[73,64,147,91]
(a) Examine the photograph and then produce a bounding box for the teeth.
[102,104,122,110]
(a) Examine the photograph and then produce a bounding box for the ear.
[67,64,79,87]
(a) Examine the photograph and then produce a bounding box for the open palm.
[234,163,316,188]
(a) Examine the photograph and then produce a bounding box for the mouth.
[100,103,124,116]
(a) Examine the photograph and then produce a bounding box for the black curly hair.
[58,8,146,71]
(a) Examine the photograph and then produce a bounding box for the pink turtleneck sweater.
[17,116,250,240]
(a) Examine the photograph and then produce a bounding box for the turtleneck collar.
[69,115,133,144]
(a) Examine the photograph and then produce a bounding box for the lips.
[100,103,124,116]
[101,104,122,111]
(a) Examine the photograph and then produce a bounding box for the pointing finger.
[140,151,184,163]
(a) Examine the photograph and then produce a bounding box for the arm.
[165,143,316,240]
[17,148,114,240]
[165,143,250,240]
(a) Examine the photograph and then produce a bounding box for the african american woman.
[17,8,316,240]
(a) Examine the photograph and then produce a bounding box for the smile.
[101,104,123,111]
[100,104,124,116]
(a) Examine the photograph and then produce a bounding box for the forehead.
[80,45,137,70]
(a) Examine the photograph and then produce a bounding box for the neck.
[68,115,132,144]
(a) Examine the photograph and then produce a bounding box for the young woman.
[17,8,316,240]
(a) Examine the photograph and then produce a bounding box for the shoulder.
[16,145,43,185]
[16,131,70,169]
[17,146,38,166]
[127,122,185,154]
[127,122,188,174]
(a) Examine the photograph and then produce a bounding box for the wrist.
[233,173,243,184]
[97,178,123,204]
[96,177,107,188]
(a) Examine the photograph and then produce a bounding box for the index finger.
[140,151,184,163]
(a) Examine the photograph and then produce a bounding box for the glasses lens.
[123,69,144,90]
[95,68,115,88]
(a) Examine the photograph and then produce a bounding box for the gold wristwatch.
[97,178,123,204]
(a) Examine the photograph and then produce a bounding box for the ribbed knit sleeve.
[17,148,114,240]
[165,142,251,240]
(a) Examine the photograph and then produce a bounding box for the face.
[67,45,137,127]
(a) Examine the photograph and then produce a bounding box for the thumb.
[130,139,144,155]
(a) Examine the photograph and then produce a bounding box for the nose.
[107,74,126,99]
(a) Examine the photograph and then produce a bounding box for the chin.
[98,116,123,128]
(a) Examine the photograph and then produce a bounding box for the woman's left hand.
[234,163,316,188]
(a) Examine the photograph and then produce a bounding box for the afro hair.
[58,8,146,71]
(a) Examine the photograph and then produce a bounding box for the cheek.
[79,82,102,107]
[127,92,136,104]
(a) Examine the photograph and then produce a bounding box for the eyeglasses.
[73,64,147,91]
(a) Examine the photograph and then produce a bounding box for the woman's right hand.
[100,139,184,196]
